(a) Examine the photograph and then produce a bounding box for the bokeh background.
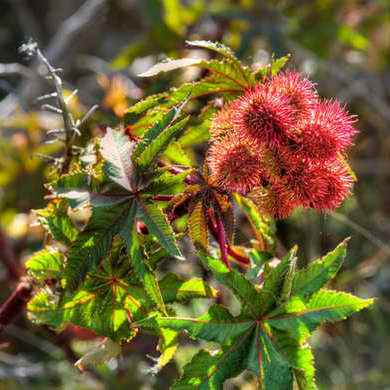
[0,0,389,388]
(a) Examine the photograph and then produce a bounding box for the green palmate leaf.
[137,75,241,114]
[156,304,253,345]
[173,328,258,390]
[50,172,90,194]
[188,201,209,251]
[159,273,217,302]
[292,240,347,299]
[164,141,193,166]
[136,116,190,170]
[28,280,143,341]
[199,254,262,317]
[65,230,114,290]
[126,92,166,115]
[179,109,213,147]
[62,193,130,290]
[274,331,317,390]
[85,195,131,230]
[267,290,374,343]
[139,57,251,89]
[144,169,188,195]
[257,246,298,315]
[120,201,166,314]
[186,40,254,85]
[133,103,185,162]
[137,200,182,259]
[100,127,136,192]
[60,189,130,228]
[36,203,78,245]
[259,330,294,390]
[25,247,63,281]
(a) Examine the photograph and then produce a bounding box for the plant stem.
[0,279,33,333]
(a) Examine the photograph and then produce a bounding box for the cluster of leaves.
[26,41,372,388]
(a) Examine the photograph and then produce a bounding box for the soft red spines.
[205,69,357,219]
[207,136,265,194]
[210,103,234,139]
[249,183,298,219]
[267,70,318,125]
[308,160,354,211]
[230,85,297,148]
[299,99,358,160]
[281,158,353,210]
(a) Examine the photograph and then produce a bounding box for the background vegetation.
[0,0,389,388]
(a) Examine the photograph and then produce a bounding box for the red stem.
[0,279,33,333]
[227,245,250,267]
[153,194,174,201]
[211,215,232,271]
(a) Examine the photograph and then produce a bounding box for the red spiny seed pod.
[283,158,353,209]
[207,136,266,194]
[299,99,358,160]
[230,84,297,148]
[248,184,298,219]
[210,103,234,139]
[309,160,354,211]
[266,70,318,125]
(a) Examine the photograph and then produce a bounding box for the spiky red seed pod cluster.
[207,71,358,218]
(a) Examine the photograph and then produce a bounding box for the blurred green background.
[0,0,389,388]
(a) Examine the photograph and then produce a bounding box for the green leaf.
[75,338,121,370]
[186,40,253,85]
[65,230,113,290]
[137,200,182,259]
[126,93,166,115]
[135,116,190,171]
[28,284,141,342]
[144,169,188,195]
[138,58,203,77]
[254,54,291,79]
[133,104,184,162]
[139,57,251,89]
[100,127,136,192]
[120,201,167,314]
[173,328,258,390]
[36,203,78,245]
[188,201,209,251]
[156,304,253,345]
[292,240,347,299]
[159,273,217,302]
[164,141,193,166]
[50,172,90,194]
[267,290,374,342]
[234,193,276,250]
[273,331,317,390]
[25,247,63,281]
[259,330,294,390]
[199,253,262,317]
[152,328,179,374]
[270,54,291,76]
[154,76,242,110]
[257,246,298,315]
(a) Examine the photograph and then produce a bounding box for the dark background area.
[0,0,390,388]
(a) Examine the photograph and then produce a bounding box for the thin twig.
[35,47,75,173]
